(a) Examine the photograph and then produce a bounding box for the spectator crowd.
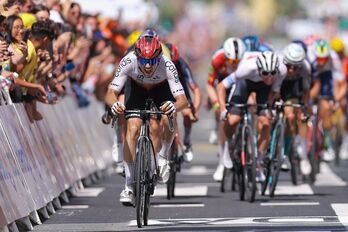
[0,0,131,122]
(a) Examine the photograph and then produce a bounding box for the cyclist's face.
[260,70,276,85]
[138,57,159,74]
[286,64,301,76]
[226,58,240,70]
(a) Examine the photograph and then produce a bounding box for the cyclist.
[330,37,348,160]
[166,42,201,162]
[217,51,287,182]
[279,43,312,175]
[308,39,347,162]
[242,35,273,52]
[206,37,246,181]
[105,32,188,205]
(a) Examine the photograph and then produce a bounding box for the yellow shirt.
[12,40,37,83]
[161,43,171,61]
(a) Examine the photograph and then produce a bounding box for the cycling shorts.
[124,79,175,119]
[280,78,304,102]
[228,79,271,116]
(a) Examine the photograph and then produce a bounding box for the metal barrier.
[0,97,114,230]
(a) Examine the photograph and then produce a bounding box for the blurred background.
[75,0,348,78]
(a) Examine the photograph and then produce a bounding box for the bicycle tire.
[167,141,178,199]
[135,138,147,228]
[220,167,228,193]
[309,115,318,184]
[289,145,298,186]
[261,158,270,196]
[243,125,257,202]
[269,123,284,198]
[143,139,154,226]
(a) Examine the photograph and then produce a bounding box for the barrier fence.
[0,97,114,229]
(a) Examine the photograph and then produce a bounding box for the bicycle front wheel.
[243,125,257,203]
[269,123,285,198]
[135,138,148,228]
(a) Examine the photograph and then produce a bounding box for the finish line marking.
[153,203,205,208]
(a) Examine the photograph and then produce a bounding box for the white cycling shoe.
[119,187,134,206]
[213,164,224,182]
[158,156,170,184]
[300,158,312,176]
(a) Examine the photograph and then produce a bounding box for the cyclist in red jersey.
[206,37,246,181]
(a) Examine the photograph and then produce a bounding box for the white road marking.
[331,204,348,226]
[268,218,324,222]
[128,216,339,227]
[181,166,214,175]
[62,205,89,209]
[261,202,320,206]
[154,185,208,197]
[153,203,204,208]
[262,183,314,196]
[75,187,105,197]
[315,163,347,186]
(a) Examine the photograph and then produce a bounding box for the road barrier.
[0,97,114,231]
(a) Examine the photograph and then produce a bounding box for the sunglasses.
[261,70,277,76]
[226,58,240,65]
[138,57,159,66]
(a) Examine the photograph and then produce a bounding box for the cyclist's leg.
[181,108,194,162]
[283,103,296,170]
[319,99,335,161]
[296,108,311,175]
[113,94,126,173]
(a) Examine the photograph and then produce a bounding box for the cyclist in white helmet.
[279,43,312,175]
[206,37,246,181]
[217,51,287,182]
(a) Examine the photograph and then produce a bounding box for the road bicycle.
[113,98,173,228]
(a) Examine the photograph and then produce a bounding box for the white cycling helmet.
[256,51,279,74]
[283,43,306,65]
[223,37,246,60]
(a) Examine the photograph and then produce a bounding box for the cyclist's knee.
[126,119,141,140]
[258,116,271,132]
[227,114,241,129]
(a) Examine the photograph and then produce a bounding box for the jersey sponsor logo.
[172,88,184,94]
[111,83,119,87]
[137,74,144,81]
[115,57,131,77]
[165,61,179,83]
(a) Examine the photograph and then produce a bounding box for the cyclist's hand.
[220,109,228,121]
[160,101,176,116]
[111,101,125,115]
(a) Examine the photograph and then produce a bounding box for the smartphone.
[23,30,30,42]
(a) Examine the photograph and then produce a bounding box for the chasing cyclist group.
[105,29,348,205]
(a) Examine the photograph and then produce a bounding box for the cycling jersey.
[279,57,312,101]
[222,53,287,93]
[174,57,198,106]
[307,49,344,96]
[207,48,236,86]
[110,51,185,97]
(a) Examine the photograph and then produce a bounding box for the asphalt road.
[31,110,348,232]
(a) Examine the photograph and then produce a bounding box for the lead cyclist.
[105,31,188,206]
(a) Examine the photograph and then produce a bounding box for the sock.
[124,162,134,190]
[157,140,172,160]
[218,142,224,165]
[183,126,192,147]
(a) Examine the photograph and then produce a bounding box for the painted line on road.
[128,216,339,227]
[181,166,214,175]
[75,187,105,197]
[153,203,205,208]
[261,202,320,206]
[331,204,348,226]
[154,185,207,197]
[315,163,347,186]
[261,183,314,196]
[62,205,89,209]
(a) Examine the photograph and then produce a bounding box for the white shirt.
[222,53,287,92]
[110,52,185,97]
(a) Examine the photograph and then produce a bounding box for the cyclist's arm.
[206,65,219,109]
[217,81,227,113]
[180,58,202,110]
[174,94,188,112]
[106,55,132,107]
[334,79,347,102]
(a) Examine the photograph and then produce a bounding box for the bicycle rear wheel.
[269,124,284,198]
[309,116,319,183]
[135,138,147,228]
[243,125,257,202]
